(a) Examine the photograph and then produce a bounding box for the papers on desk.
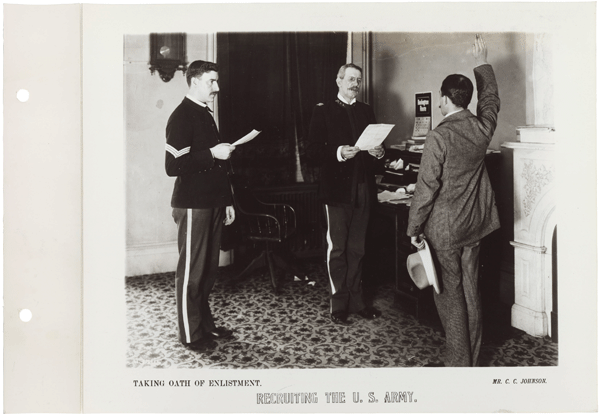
[388,158,404,170]
[408,144,424,153]
[355,124,395,150]
[377,190,413,204]
[232,129,261,146]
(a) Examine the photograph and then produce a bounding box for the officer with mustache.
[307,63,385,325]
[165,60,236,351]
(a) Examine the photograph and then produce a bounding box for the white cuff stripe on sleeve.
[166,144,191,158]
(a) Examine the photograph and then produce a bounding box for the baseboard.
[126,241,234,277]
[126,241,178,277]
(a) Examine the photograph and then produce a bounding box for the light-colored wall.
[369,32,530,149]
[125,34,216,276]
[362,32,549,304]
[127,32,545,281]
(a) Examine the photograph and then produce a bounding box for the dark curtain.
[217,32,347,187]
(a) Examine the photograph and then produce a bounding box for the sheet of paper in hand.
[232,129,261,146]
[354,124,395,150]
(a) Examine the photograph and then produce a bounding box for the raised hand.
[472,34,488,66]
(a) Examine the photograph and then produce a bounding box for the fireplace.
[502,130,555,338]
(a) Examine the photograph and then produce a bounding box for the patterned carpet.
[125,260,558,369]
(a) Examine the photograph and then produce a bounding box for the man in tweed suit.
[407,35,500,367]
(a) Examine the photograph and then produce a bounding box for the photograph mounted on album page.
[3,2,597,413]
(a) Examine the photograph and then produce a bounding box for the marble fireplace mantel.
[502,140,556,337]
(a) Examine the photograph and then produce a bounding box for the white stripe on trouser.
[182,209,192,343]
[324,206,336,314]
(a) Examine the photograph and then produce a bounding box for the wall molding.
[127,241,234,277]
[510,241,547,254]
[126,241,178,277]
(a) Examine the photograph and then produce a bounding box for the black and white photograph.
[124,31,557,369]
[4,2,597,413]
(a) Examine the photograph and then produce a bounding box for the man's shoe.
[423,361,445,367]
[183,338,217,352]
[330,312,352,325]
[207,327,233,340]
[357,306,382,320]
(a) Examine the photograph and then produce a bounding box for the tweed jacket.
[307,98,380,206]
[407,64,501,251]
[165,97,233,209]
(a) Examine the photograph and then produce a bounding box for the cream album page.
[3,2,597,413]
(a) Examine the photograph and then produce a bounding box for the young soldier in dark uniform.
[165,60,236,351]
[308,63,385,325]
[408,35,501,366]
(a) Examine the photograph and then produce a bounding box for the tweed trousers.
[432,241,482,367]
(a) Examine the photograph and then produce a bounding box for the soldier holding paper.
[307,63,386,325]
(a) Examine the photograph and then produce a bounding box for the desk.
[372,151,502,321]
[370,201,436,320]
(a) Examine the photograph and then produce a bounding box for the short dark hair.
[337,63,363,80]
[440,74,474,109]
[186,60,219,87]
